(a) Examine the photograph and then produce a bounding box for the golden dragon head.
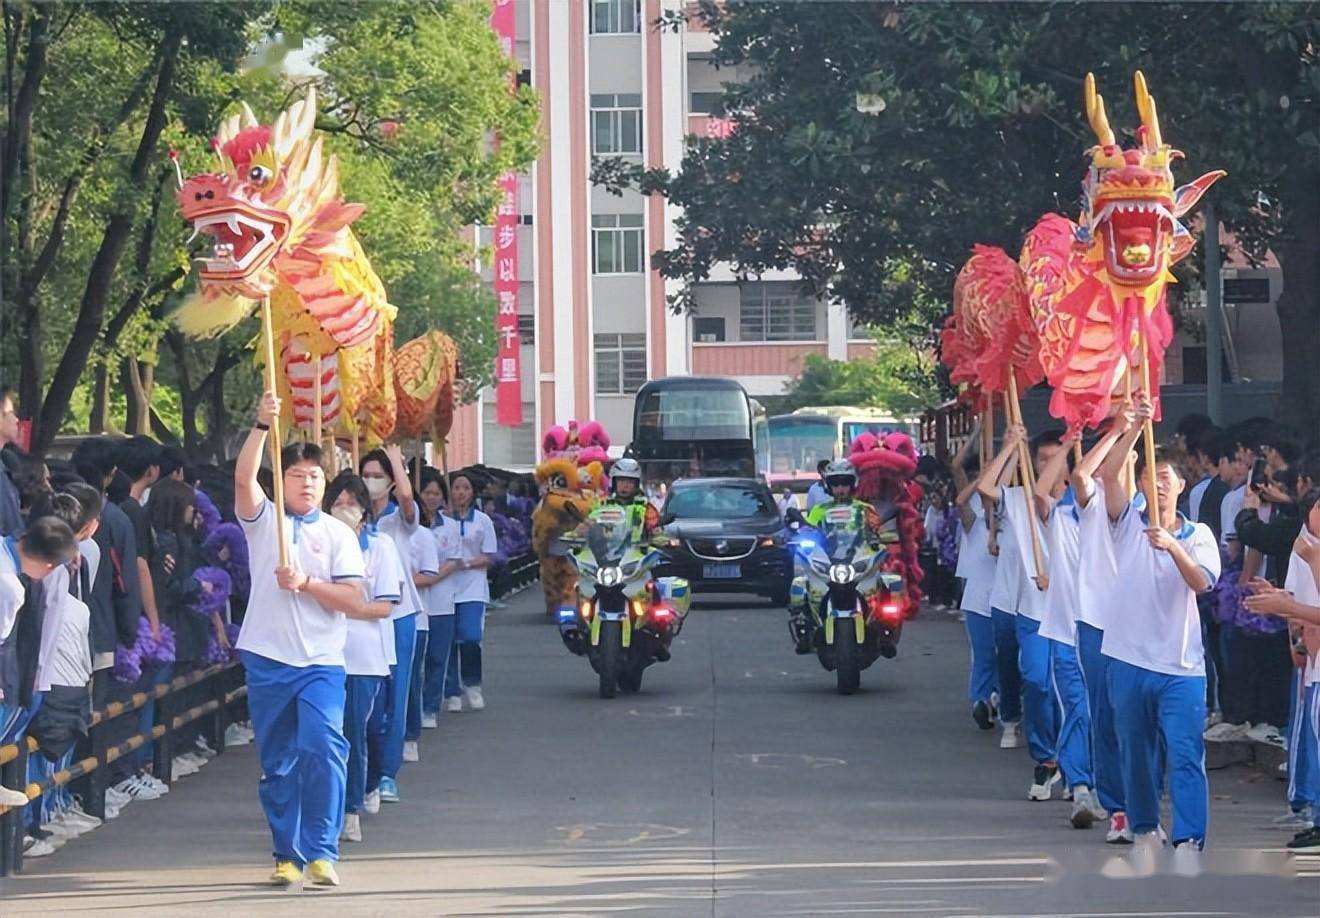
[1080,72,1225,288]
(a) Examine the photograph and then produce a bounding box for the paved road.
[2,591,1318,917]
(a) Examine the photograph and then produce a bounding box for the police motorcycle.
[557,464,690,699]
[786,501,907,696]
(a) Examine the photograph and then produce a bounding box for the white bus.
[767,407,919,491]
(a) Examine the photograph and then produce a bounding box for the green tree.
[3,0,539,455]
[780,332,938,416]
[599,1,1319,432]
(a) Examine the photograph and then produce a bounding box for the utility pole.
[1204,202,1223,425]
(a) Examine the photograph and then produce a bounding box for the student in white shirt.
[1099,405,1220,851]
[951,427,999,732]
[402,522,440,761]
[975,425,1028,752]
[416,469,461,720]
[1245,489,1320,851]
[359,445,425,805]
[998,430,1064,802]
[235,392,370,889]
[324,473,398,845]
[1069,419,1135,843]
[443,471,499,712]
[1034,430,1109,829]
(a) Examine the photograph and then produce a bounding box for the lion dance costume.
[848,431,924,611]
[533,421,610,618]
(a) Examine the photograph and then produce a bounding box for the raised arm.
[1033,431,1078,521]
[383,443,416,526]
[951,421,979,530]
[975,424,1024,504]
[1098,399,1150,521]
[236,392,279,521]
[1071,422,1125,508]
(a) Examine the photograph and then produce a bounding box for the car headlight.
[597,566,623,587]
[829,564,854,585]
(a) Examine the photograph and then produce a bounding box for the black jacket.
[1236,501,1302,586]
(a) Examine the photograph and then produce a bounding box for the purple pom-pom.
[191,566,232,618]
[203,522,249,594]
[195,488,222,537]
[113,645,142,683]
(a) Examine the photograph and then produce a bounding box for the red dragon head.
[1081,72,1225,289]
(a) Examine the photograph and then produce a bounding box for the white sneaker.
[225,723,252,746]
[341,812,362,843]
[1000,722,1021,749]
[465,687,485,711]
[1246,723,1286,748]
[180,752,208,770]
[194,736,217,758]
[443,696,463,713]
[1204,721,1250,742]
[363,789,381,815]
[172,757,199,778]
[422,713,438,730]
[1070,786,1105,828]
[103,800,121,820]
[62,801,102,830]
[402,740,419,763]
[0,784,28,806]
[140,773,169,793]
[24,836,57,858]
[105,786,132,808]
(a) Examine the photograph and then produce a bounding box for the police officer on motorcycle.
[788,459,880,653]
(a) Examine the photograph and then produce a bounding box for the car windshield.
[586,507,633,565]
[665,483,775,520]
[817,505,863,562]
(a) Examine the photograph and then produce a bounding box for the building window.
[591,93,642,154]
[595,333,648,395]
[590,0,641,34]
[591,214,645,274]
[739,282,816,342]
[517,313,535,346]
[689,91,723,115]
[693,317,726,343]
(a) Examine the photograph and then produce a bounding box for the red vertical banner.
[490,0,522,426]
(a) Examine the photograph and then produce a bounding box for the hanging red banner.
[490,0,522,426]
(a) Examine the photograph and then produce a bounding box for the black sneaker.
[972,699,994,730]
[1287,827,1320,853]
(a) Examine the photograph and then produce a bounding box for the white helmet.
[823,459,857,490]
[609,457,642,490]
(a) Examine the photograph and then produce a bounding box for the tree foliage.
[597,1,1319,431]
[2,0,539,455]
[780,332,939,417]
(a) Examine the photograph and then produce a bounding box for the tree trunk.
[89,363,109,434]
[32,27,182,452]
[205,363,230,462]
[121,358,145,436]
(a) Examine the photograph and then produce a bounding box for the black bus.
[630,377,757,483]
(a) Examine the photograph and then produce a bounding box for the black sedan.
[655,478,791,604]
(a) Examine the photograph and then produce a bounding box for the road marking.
[554,822,692,847]
[733,753,847,769]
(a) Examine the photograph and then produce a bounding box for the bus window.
[635,387,750,442]
[768,415,837,474]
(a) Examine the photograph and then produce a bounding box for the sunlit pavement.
[2,591,1317,917]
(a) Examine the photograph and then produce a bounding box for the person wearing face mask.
[323,473,399,845]
[442,471,498,713]
[416,469,460,723]
[357,445,426,806]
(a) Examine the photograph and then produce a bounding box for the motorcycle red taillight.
[871,595,903,621]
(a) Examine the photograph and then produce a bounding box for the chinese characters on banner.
[490,0,522,426]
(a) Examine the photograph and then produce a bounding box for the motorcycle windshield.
[818,506,863,563]
[586,507,634,567]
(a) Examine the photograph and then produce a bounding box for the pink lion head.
[577,420,611,465]
[847,431,918,479]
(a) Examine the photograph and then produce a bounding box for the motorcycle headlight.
[829,564,854,585]
[597,566,623,587]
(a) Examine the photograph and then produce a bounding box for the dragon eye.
[247,164,271,184]
[550,475,567,489]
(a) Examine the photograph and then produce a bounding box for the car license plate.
[703,563,741,579]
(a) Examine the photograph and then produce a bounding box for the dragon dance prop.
[174,89,400,548]
[532,421,610,618]
[393,329,460,485]
[945,71,1223,521]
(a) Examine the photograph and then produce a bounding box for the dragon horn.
[1133,70,1163,150]
[238,101,259,129]
[1083,72,1115,147]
